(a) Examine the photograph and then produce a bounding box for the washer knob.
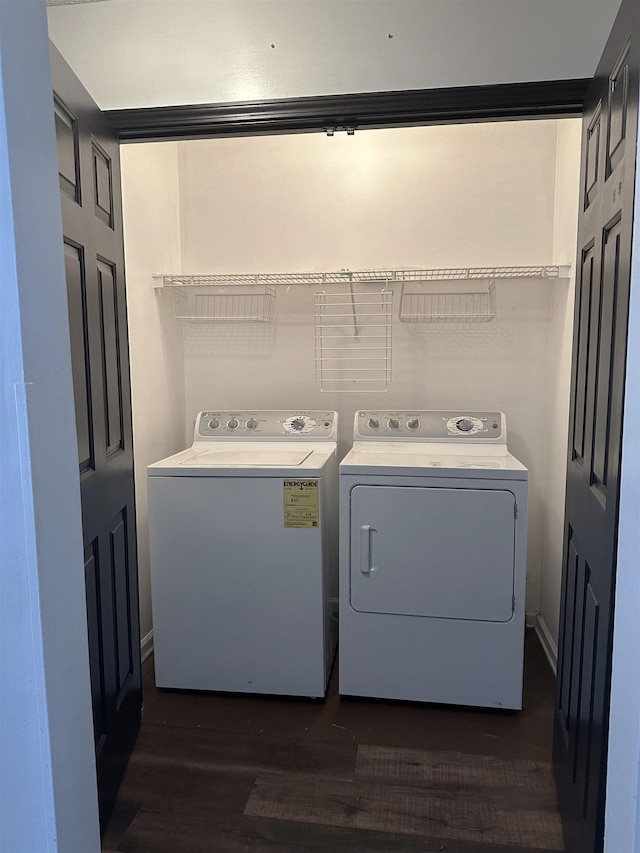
[227,417,240,430]
[290,417,306,431]
[387,418,400,430]
[207,417,220,430]
[456,418,475,432]
[246,418,258,430]
[407,418,420,430]
[367,418,380,430]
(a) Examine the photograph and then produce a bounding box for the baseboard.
[140,629,154,663]
[525,610,538,629]
[534,614,558,676]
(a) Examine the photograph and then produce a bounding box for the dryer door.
[350,485,516,622]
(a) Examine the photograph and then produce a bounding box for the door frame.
[106,79,640,852]
[106,78,589,141]
[0,3,100,852]
[3,4,639,852]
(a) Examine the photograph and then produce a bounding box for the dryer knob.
[367,418,380,430]
[207,417,221,430]
[246,418,258,430]
[407,418,420,430]
[290,417,306,431]
[227,417,240,430]
[456,418,474,432]
[387,418,400,430]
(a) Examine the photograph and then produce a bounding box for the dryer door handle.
[359,524,377,575]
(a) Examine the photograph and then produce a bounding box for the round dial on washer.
[456,418,475,432]
[246,418,258,430]
[387,418,400,430]
[283,415,317,434]
[227,417,240,430]
[207,417,220,430]
[407,418,420,430]
[368,418,380,430]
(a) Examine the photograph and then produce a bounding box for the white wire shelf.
[153,265,569,289]
[315,289,392,392]
[153,266,569,325]
[400,281,496,324]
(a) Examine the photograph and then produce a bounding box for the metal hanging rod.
[153,265,570,289]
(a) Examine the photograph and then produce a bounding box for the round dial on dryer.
[367,418,380,430]
[387,418,400,430]
[246,418,258,430]
[207,417,221,430]
[226,417,240,430]
[407,418,420,430]
[456,418,475,432]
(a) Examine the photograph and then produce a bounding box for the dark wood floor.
[103,630,563,852]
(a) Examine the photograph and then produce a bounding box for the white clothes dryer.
[147,410,338,698]
[339,410,528,710]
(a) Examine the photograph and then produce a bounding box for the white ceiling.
[47,0,622,111]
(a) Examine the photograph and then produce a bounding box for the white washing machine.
[147,410,338,698]
[339,410,528,710]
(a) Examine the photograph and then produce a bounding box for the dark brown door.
[554,1,639,850]
[51,44,141,829]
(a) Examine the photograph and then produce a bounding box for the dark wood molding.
[107,79,589,142]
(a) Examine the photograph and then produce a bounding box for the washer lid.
[147,442,336,476]
[183,449,312,466]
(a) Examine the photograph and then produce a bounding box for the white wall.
[47,0,621,109]
[121,142,186,647]
[537,119,582,656]
[149,120,577,620]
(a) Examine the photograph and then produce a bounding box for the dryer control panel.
[354,410,506,443]
[195,410,338,440]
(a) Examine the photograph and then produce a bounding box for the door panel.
[84,539,106,748]
[92,140,114,226]
[54,95,80,201]
[350,485,516,621]
[554,1,638,849]
[64,241,93,472]
[591,216,621,499]
[572,244,595,463]
[97,259,125,455]
[51,43,141,830]
[606,42,630,176]
[110,508,134,696]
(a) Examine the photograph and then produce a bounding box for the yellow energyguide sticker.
[283,479,319,528]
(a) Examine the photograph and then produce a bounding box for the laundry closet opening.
[121,118,581,700]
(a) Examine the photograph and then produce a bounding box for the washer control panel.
[196,411,337,439]
[355,410,505,442]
